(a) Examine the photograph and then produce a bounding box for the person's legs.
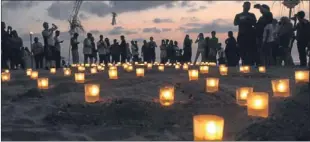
[34,55,39,69]
[194,50,201,63]
[84,54,88,64]
[201,50,206,62]
[297,42,307,66]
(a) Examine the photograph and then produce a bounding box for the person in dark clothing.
[234,2,257,66]
[31,37,44,69]
[225,31,239,66]
[168,40,175,63]
[9,30,23,69]
[149,37,157,62]
[119,35,127,63]
[204,37,210,61]
[105,38,111,63]
[141,40,148,62]
[70,33,80,64]
[278,16,294,66]
[183,35,193,63]
[1,22,11,69]
[294,11,310,67]
[90,36,97,64]
[111,39,120,64]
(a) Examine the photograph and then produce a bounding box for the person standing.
[120,35,127,63]
[278,17,294,66]
[208,31,219,63]
[183,35,192,62]
[262,19,278,66]
[174,41,181,63]
[217,44,227,65]
[42,22,58,69]
[234,2,257,65]
[83,33,93,64]
[97,35,108,64]
[90,36,97,64]
[160,39,167,64]
[225,31,239,66]
[194,33,206,64]
[22,47,32,69]
[54,30,63,69]
[148,37,157,63]
[9,30,23,69]
[1,22,11,69]
[31,37,44,69]
[141,40,148,62]
[126,42,132,62]
[70,33,80,64]
[105,38,111,63]
[111,39,120,64]
[131,40,139,62]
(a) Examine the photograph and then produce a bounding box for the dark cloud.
[143,27,161,33]
[2,1,39,10]
[47,2,73,20]
[153,18,174,24]
[108,26,138,35]
[187,5,207,13]
[180,1,196,8]
[79,13,89,20]
[179,19,237,33]
[162,28,172,32]
[180,16,200,22]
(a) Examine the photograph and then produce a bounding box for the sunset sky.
[1,1,309,61]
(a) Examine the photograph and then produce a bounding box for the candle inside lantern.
[85,64,90,67]
[37,78,49,89]
[30,71,39,80]
[90,67,97,74]
[3,69,9,73]
[123,64,128,70]
[84,84,100,103]
[200,66,209,74]
[110,66,117,70]
[97,65,104,71]
[64,69,71,76]
[219,66,228,76]
[26,68,32,76]
[50,68,56,74]
[209,62,217,66]
[75,73,85,83]
[1,72,10,82]
[175,64,180,69]
[193,115,224,141]
[206,78,219,93]
[188,70,199,81]
[158,65,165,71]
[78,66,85,72]
[109,69,118,79]
[240,66,250,73]
[183,64,189,70]
[295,70,309,83]
[159,86,174,106]
[258,66,266,73]
[271,79,290,97]
[136,68,145,77]
[247,92,269,118]
[236,87,253,106]
[147,63,153,70]
[126,65,133,72]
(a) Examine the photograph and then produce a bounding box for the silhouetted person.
[91,36,97,63]
[126,42,132,62]
[174,41,181,63]
[204,37,210,61]
[217,44,227,65]
[120,35,127,63]
[160,39,167,63]
[131,40,139,62]
[149,37,157,62]
[111,39,120,64]
[225,31,239,66]
[1,22,11,69]
[208,31,219,62]
[168,40,175,63]
[194,33,206,63]
[83,33,93,64]
[294,11,310,67]
[234,2,257,65]
[105,38,111,63]
[32,37,44,69]
[42,22,58,69]
[54,30,63,68]
[97,35,109,64]
[141,40,148,62]
[70,33,80,64]
[262,19,278,66]
[183,35,192,62]
[9,30,23,69]
[278,17,294,66]
[22,47,31,69]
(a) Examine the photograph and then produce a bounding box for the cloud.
[2,1,39,10]
[186,5,207,13]
[180,19,237,33]
[47,2,73,20]
[162,28,172,32]
[108,26,138,35]
[180,1,196,8]
[180,16,200,22]
[79,13,89,20]
[143,27,161,33]
[153,18,174,24]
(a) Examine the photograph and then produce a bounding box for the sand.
[1,66,309,140]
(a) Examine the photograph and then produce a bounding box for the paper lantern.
[91,63,96,67]
[206,78,219,93]
[175,64,180,70]
[64,69,71,76]
[240,66,250,73]
[30,71,39,80]
[209,62,216,66]
[90,67,97,74]
[247,92,269,118]
[97,65,104,71]
[154,62,159,66]
[159,86,175,106]
[26,68,32,76]
[147,63,153,70]
[236,87,253,106]
[110,66,117,70]
[50,68,56,74]
[85,64,90,67]
[109,69,118,79]
[37,78,49,89]
[188,70,199,81]
[219,66,228,76]
[84,84,100,103]
[295,70,309,83]
[183,64,189,70]
[75,73,85,83]
[199,66,209,74]
[3,69,9,73]
[78,66,85,72]
[258,66,266,73]
[193,115,224,141]
[71,64,77,67]
[136,68,145,77]
[158,65,165,72]
[126,65,133,72]
[1,72,10,82]
[271,79,290,97]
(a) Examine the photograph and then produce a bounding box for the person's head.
[211,31,216,37]
[143,40,147,44]
[73,33,79,38]
[228,31,233,38]
[87,33,92,38]
[169,40,173,45]
[43,22,49,29]
[218,43,222,47]
[198,33,204,39]
[120,35,125,40]
[55,30,60,36]
[174,41,178,45]
[131,40,134,44]
[150,36,154,41]
[11,30,18,37]
[113,39,117,43]
[260,4,270,14]
[1,22,5,30]
[161,39,165,44]
[243,2,251,12]
[99,35,103,40]
[280,16,290,24]
[185,34,189,39]
[296,11,305,21]
[135,41,137,44]
[34,37,39,43]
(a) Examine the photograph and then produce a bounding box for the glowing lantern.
[71,64,77,67]
[258,66,266,73]
[97,65,104,71]
[78,66,85,72]
[158,65,165,72]
[247,92,269,118]
[240,66,250,73]
[154,62,159,66]
[109,69,118,79]
[206,78,219,93]
[183,64,189,70]
[50,68,56,74]
[236,87,253,106]
[3,69,9,73]
[37,78,49,89]
[84,84,100,103]
[271,79,290,97]
[209,62,216,66]
[91,63,96,67]
[26,68,32,76]
[1,72,10,82]
[110,66,117,70]
[199,66,209,74]
[75,73,85,83]
[159,86,175,106]
[30,71,39,80]
[219,66,228,76]
[193,115,224,141]
[126,65,133,72]
[295,70,309,83]
[64,68,71,76]
[90,67,97,74]
[136,68,145,77]
[175,64,180,70]
[188,70,199,81]
[147,63,153,70]
[85,64,90,67]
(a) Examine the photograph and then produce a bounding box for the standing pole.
[30,32,33,69]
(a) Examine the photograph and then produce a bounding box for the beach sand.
[1,66,309,140]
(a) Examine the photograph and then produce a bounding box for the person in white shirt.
[83,33,93,64]
[194,33,206,64]
[262,19,278,66]
[31,37,44,69]
[97,35,109,64]
[54,30,63,68]
[42,22,58,69]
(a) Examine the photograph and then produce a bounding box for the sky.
[1,1,309,62]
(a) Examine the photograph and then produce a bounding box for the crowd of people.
[1,2,310,70]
